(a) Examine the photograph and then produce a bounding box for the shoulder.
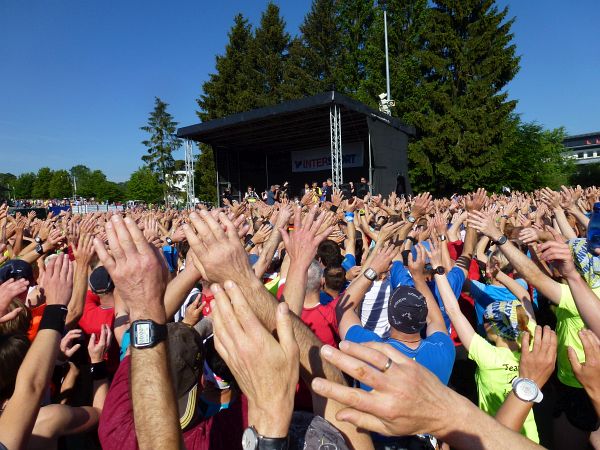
[345,324,381,344]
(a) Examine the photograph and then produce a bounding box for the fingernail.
[321,345,333,357]
[224,280,235,290]
[210,283,222,293]
[312,378,324,391]
[339,340,349,351]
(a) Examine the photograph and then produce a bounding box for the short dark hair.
[0,334,30,401]
[324,265,346,292]
[0,300,31,335]
[317,240,343,267]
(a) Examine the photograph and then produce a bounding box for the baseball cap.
[167,322,204,431]
[0,259,34,285]
[568,238,600,289]
[387,286,428,334]
[483,301,521,341]
[89,266,114,294]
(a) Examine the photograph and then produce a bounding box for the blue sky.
[1,0,598,182]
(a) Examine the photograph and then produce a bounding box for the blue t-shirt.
[345,325,455,389]
[162,245,178,273]
[266,191,276,205]
[390,262,466,334]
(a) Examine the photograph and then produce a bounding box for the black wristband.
[407,236,418,245]
[329,204,338,213]
[401,249,411,266]
[39,305,67,333]
[90,361,108,380]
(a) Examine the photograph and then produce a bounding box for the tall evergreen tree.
[197,14,260,121]
[13,173,36,199]
[253,2,290,106]
[408,0,519,193]
[282,0,342,98]
[141,97,181,204]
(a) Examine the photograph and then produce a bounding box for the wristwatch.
[242,426,288,450]
[407,215,417,224]
[363,268,378,281]
[35,236,42,244]
[494,235,508,246]
[433,266,446,275]
[35,243,44,255]
[130,320,168,349]
[512,377,543,403]
[165,236,173,245]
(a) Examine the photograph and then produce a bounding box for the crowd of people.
[0,182,599,450]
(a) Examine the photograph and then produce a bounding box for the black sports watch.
[35,243,44,255]
[165,237,173,246]
[242,426,288,450]
[130,320,167,349]
[494,235,508,246]
[433,266,446,275]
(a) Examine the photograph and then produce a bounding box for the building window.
[578,152,584,158]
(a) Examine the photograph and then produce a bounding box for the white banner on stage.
[291,142,364,173]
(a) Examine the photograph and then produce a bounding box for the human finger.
[311,377,373,411]
[124,217,153,255]
[105,221,125,261]
[335,408,388,435]
[217,212,238,241]
[339,340,393,373]
[276,302,298,362]
[0,307,23,323]
[111,215,137,256]
[210,283,243,351]
[224,280,264,336]
[201,210,227,242]
[319,344,385,390]
[93,237,116,273]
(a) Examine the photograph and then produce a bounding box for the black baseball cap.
[89,266,114,294]
[0,259,34,285]
[387,286,428,334]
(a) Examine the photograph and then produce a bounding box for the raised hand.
[59,329,83,360]
[41,254,73,306]
[465,188,488,212]
[211,281,299,438]
[0,278,29,313]
[539,188,561,210]
[280,205,332,266]
[72,233,95,268]
[568,330,600,403]
[410,192,432,218]
[467,210,501,240]
[93,215,169,322]
[88,323,112,364]
[519,325,557,388]
[369,243,401,275]
[182,294,206,327]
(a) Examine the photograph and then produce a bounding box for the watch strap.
[494,235,508,246]
[258,436,289,450]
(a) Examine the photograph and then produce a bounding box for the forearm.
[164,268,200,319]
[131,344,182,450]
[461,226,477,258]
[282,262,309,316]
[475,236,490,263]
[413,275,445,333]
[254,230,282,279]
[568,208,590,230]
[0,329,61,450]
[12,230,24,256]
[440,241,452,272]
[496,272,535,319]
[18,240,36,256]
[92,379,109,412]
[553,208,577,239]
[434,274,473,347]
[495,393,532,433]
[65,266,89,329]
[566,273,600,336]
[19,241,55,264]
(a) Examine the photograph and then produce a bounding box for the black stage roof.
[177,91,415,151]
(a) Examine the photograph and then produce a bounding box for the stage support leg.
[329,104,343,188]
[184,140,196,210]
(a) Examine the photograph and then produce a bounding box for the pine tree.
[282,0,342,98]
[141,97,181,204]
[253,2,290,106]
[408,0,519,194]
[197,14,260,121]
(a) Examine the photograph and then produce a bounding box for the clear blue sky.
[1,0,598,182]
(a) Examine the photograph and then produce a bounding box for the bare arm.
[495,271,536,320]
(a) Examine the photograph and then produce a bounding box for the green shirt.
[468,334,539,443]
[555,283,600,388]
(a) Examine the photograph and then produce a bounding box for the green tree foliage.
[32,167,53,199]
[48,170,72,199]
[198,14,261,120]
[571,162,600,188]
[194,145,217,203]
[253,2,290,106]
[141,97,181,203]
[97,181,125,203]
[408,0,519,194]
[13,173,36,199]
[126,167,163,204]
[498,121,574,191]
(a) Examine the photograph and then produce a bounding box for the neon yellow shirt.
[468,334,539,443]
[555,283,600,388]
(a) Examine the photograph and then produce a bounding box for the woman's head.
[483,301,529,344]
[0,334,30,402]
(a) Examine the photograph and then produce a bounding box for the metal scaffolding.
[184,140,195,209]
[329,104,343,187]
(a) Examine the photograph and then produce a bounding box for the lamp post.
[376,1,394,115]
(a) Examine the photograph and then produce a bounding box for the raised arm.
[468,210,563,305]
[65,233,95,329]
[253,205,291,279]
[0,255,73,450]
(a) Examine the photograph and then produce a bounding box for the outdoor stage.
[178,91,415,204]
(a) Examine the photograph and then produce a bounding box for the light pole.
[376,1,394,115]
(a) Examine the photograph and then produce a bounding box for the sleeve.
[446,267,466,297]
[342,254,356,271]
[469,280,486,305]
[557,283,580,316]
[345,324,383,344]
[390,261,415,290]
[468,334,499,369]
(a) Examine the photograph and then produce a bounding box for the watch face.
[242,427,258,450]
[515,379,537,401]
[134,322,152,347]
[364,268,377,280]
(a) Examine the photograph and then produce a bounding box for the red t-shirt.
[301,299,340,348]
[98,356,248,450]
